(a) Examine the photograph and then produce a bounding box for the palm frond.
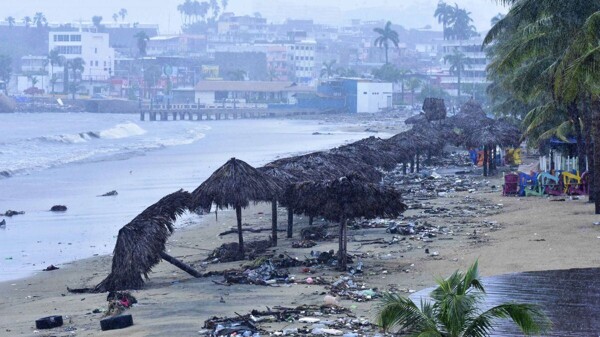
[376,293,438,333]
[463,303,552,336]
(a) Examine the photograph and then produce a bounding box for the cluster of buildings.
[1,13,489,113]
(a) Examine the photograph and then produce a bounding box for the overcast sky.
[1,0,507,34]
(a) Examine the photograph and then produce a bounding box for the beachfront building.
[48,30,115,95]
[299,78,393,113]
[439,37,489,99]
[194,80,314,108]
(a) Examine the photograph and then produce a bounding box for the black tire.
[100,314,133,331]
[35,315,63,329]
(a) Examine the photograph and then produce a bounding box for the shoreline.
[2,166,600,336]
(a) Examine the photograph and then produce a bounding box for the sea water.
[0,113,372,282]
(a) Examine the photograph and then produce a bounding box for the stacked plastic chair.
[502,173,520,196]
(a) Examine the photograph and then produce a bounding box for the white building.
[49,31,115,94]
[288,40,316,84]
[354,81,393,113]
[439,38,489,98]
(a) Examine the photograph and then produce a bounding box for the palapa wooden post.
[410,156,415,173]
[236,205,244,255]
[483,145,489,177]
[416,152,420,173]
[403,162,407,174]
[309,215,314,226]
[287,207,293,238]
[338,217,347,270]
[271,199,278,246]
[160,251,202,278]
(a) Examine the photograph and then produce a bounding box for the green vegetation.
[134,31,150,57]
[373,21,399,64]
[376,261,551,336]
[484,0,600,213]
[0,54,12,84]
[444,48,470,101]
[434,2,478,41]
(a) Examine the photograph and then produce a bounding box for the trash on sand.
[43,265,59,271]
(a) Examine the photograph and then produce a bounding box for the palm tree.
[119,8,128,22]
[221,0,228,12]
[210,0,220,20]
[134,31,150,57]
[320,59,337,79]
[48,48,65,94]
[112,13,119,23]
[398,68,412,104]
[22,16,31,28]
[67,58,85,99]
[373,21,399,64]
[376,261,551,336]
[444,48,469,102]
[448,6,478,40]
[32,12,46,28]
[5,16,15,28]
[434,1,453,40]
[92,16,103,30]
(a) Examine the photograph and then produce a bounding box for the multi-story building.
[439,38,489,99]
[289,40,316,84]
[49,31,115,94]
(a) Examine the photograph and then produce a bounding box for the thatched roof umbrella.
[192,158,280,257]
[88,190,192,292]
[262,151,384,238]
[282,175,406,270]
[331,136,405,171]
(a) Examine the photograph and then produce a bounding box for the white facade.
[356,82,393,113]
[49,31,115,82]
[288,40,316,83]
[440,38,489,96]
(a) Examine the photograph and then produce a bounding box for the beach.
[1,113,600,337]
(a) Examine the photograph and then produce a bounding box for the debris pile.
[206,240,273,263]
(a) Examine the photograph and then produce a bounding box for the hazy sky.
[1,0,507,34]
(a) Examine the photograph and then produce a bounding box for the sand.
[1,167,599,337]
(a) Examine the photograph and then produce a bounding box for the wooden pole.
[416,152,420,173]
[483,145,488,177]
[402,162,407,174]
[271,199,277,246]
[160,251,202,278]
[410,156,415,173]
[338,217,347,270]
[287,207,293,238]
[309,215,313,226]
[236,206,244,256]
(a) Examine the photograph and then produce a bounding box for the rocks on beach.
[3,210,24,217]
[50,205,67,212]
[98,190,118,197]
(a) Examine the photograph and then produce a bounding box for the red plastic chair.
[503,173,519,196]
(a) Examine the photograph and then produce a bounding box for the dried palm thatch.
[405,113,428,125]
[191,158,280,256]
[281,175,406,270]
[266,151,383,183]
[331,136,405,171]
[422,97,447,122]
[90,190,191,292]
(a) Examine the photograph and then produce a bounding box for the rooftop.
[194,81,315,93]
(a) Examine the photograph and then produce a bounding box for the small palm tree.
[23,16,31,28]
[320,59,337,79]
[6,16,15,28]
[434,1,454,40]
[48,48,65,94]
[376,261,551,336]
[112,13,119,23]
[33,12,46,28]
[119,8,128,22]
[444,48,470,101]
[373,21,399,64]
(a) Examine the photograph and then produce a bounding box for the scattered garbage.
[0,219,5,227]
[301,226,330,241]
[292,240,317,248]
[100,314,133,331]
[43,265,59,271]
[104,291,137,317]
[3,210,24,217]
[99,190,118,197]
[50,205,67,212]
[206,240,272,263]
[35,315,63,329]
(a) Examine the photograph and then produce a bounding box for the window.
[90,60,93,66]
[95,61,98,66]
[363,92,367,94]
[54,34,70,42]
[70,34,81,41]
[94,48,98,54]
[104,61,107,67]
[56,46,82,54]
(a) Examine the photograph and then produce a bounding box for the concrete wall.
[356,82,393,113]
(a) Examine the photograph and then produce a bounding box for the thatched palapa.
[88,190,191,292]
[191,157,280,256]
[282,175,406,270]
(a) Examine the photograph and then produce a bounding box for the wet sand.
[1,170,599,336]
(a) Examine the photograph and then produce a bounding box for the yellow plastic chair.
[561,171,581,194]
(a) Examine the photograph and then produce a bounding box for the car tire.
[35,315,63,329]
[100,314,133,331]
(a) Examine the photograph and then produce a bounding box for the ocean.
[0,113,372,282]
